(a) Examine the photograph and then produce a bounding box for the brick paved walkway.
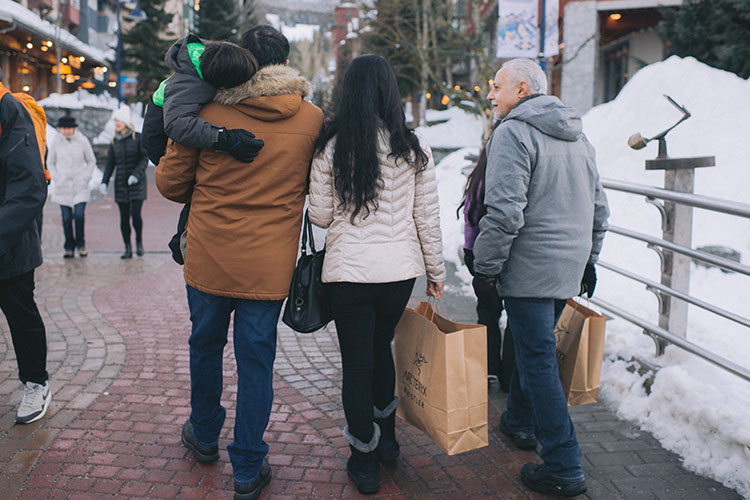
[0,182,742,500]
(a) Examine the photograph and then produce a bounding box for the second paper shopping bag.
[393,301,488,455]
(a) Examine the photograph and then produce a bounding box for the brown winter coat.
[155,65,324,300]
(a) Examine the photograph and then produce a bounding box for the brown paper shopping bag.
[554,299,607,406]
[393,301,488,455]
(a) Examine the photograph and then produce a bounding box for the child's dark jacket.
[142,34,219,165]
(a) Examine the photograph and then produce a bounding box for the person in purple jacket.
[459,121,515,392]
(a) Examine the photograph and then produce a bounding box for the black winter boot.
[121,243,132,259]
[374,397,400,462]
[136,240,144,256]
[343,424,380,494]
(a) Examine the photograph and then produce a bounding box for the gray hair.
[500,58,548,94]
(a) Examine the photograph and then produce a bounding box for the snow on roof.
[39,89,119,110]
[282,23,320,43]
[0,0,112,65]
[263,14,320,43]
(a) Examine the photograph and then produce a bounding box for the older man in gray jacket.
[473,58,609,497]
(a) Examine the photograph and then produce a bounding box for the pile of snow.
[416,107,485,150]
[429,56,750,497]
[583,56,750,497]
[39,90,119,111]
[93,104,145,145]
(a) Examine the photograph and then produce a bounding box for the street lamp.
[115,0,148,105]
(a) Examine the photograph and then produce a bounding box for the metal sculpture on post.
[627,95,716,353]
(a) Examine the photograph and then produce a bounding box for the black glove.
[213,129,264,162]
[473,273,498,293]
[580,263,597,298]
[463,249,475,276]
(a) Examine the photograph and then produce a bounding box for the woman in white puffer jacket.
[308,54,446,496]
[47,116,98,258]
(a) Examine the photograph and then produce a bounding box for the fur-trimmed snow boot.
[374,397,400,462]
[343,424,381,494]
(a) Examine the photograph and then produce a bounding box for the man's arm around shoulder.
[155,139,199,204]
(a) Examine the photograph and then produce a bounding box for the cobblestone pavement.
[0,182,742,500]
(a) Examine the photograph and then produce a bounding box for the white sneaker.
[16,381,52,424]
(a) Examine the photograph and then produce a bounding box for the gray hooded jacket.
[473,95,609,299]
[162,34,220,148]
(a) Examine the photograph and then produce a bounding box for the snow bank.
[427,56,750,497]
[39,90,119,111]
[583,56,750,497]
[417,107,485,150]
[435,147,477,296]
[93,104,145,145]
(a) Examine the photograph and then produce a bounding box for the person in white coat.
[308,54,446,495]
[47,116,98,258]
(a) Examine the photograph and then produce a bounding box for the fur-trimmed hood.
[214,65,311,105]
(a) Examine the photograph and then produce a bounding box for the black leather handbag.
[282,211,333,333]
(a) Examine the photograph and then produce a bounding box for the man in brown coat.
[155,25,324,500]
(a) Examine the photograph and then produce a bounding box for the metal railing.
[596,176,750,382]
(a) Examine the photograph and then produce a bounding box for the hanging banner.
[497,0,539,58]
[544,0,560,57]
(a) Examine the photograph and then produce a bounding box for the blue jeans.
[186,285,282,484]
[60,203,86,250]
[504,297,584,481]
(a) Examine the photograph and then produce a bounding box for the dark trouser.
[0,270,48,384]
[185,285,283,484]
[466,248,515,384]
[60,202,86,250]
[472,278,504,377]
[117,200,144,245]
[504,297,583,481]
[325,279,415,444]
[36,211,43,239]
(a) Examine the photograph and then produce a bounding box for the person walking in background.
[101,107,148,259]
[156,25,324,500]
[308,54,446,495]
[0,71,52,424]
[47,116,98,258]
[459,120,515,392]
[472,58,609,497]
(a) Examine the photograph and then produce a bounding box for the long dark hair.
[315,54,429,222]
[458,121,501,226]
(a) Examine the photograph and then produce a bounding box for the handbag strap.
[301,210,317,256]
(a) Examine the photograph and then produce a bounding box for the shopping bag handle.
[426,297,448,320]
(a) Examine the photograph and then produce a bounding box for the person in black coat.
[101,107,148,258]
[0,74,52,424]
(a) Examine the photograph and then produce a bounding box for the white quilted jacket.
[47,131,98,207]
[308,131,446,284]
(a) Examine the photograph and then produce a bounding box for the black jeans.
[325,278,415,444]
[465,248,515,383]
[0,270,48,384]
[60,202,86,250]
[118,200,144,245]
